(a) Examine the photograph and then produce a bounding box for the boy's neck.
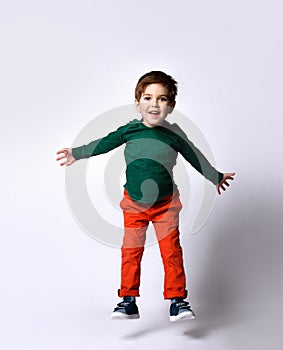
[141,119,166,128]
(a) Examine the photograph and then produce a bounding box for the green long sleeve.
[71,119,223,202]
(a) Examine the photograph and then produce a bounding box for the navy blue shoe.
[170,298,196,322]
[111,296,140,320]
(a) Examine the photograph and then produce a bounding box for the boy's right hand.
[216,172,235,195]
[56,148,76,166]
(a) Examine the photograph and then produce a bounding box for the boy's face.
[135,83,175,128]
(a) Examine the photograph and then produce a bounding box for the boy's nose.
[151,99,159,106]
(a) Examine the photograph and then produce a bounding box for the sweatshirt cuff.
[72,146,85,160]
[216,172,224,185]
[208,171,224,185]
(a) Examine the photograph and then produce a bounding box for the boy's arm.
[71,124,127,160]
[174,126,235,193]
[176,134,224,185]
[56,124,127,166]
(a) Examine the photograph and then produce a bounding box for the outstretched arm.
[216,172,235,195]
[56,148,76,166]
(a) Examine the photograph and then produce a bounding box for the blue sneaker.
[111,296,140,320]
[170,298,196,322]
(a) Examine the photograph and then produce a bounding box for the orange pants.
[118,190,187,299]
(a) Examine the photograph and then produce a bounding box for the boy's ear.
[135,99,141,112]
[168,101,176,114]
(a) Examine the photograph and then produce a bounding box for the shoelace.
[175,301,190,309]
[115,301,131,309]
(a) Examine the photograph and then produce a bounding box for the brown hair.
[135,71,178,104]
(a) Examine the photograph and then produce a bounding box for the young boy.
[56,71,235,322]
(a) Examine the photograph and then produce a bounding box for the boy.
[56,71,235,322]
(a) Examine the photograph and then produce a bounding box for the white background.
[1,0,282,349]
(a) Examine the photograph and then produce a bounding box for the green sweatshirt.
[72,119,223,203]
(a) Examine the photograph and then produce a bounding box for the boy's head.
[135,71,178,128]
[135,71,178,104]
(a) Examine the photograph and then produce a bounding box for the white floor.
[0,299,280,350]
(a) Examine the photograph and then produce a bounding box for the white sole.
[170,311,196,322]
[111,312,140,320]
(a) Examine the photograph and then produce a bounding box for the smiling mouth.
[149,111,160,116]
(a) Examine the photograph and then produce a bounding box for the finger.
[57,148,67,154]
[223,177,234,183]
[226,176,234,180]
[56,155,66,161]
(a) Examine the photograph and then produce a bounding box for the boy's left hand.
[216,172,235,195]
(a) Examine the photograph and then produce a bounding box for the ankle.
[123,296,136,302]
[170,297,184,304]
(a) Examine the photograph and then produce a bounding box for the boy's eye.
[143,96,168,102]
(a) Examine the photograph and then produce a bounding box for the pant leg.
[118,191,149,297]
[152,192,187,299]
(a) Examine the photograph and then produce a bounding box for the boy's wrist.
[71,146,82,160]
[218,172,224,184]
